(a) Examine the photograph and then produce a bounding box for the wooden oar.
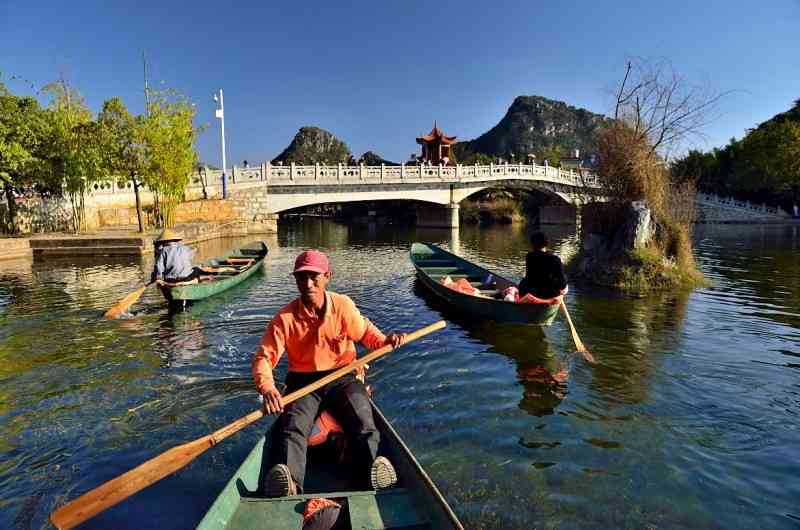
[559,300,595,364]
[104,282,153,320]
[49,320,446,530]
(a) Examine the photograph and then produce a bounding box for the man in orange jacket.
[253,249,405,496]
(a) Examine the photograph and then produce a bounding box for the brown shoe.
[369,456,397,490]
[265,464,298,497]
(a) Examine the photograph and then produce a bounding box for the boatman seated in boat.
[518,231,567,299]
[150,229,203,284]
[253,249,406,497]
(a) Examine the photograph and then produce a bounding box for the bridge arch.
[453,180,575,207]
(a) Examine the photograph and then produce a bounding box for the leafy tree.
[98,97,148,232]
[461,152,495,165]
[739,119,800,200]
[538,145,563,167]
[0,83,47,233]
[41,77,99,232]
[142,89,199,228]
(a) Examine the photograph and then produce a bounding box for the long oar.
[50,320,446,530]
[559,300,595,364]
[104,282,154,320]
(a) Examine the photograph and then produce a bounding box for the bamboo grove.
[0,74,201,233]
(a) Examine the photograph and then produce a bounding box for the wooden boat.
[196,400,464,530]
[157,242,268,304]
[410,242,560,325]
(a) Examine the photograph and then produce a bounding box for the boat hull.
[410,242,560,325]
[158,242,268,303]
[196,401,463,530]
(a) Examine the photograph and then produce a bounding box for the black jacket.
[520,250,567,298]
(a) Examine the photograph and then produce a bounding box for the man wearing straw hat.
[253,249,405,498]
[150,229,201,284]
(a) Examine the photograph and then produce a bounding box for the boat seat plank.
[417,259,455,267]
[226,497,305,529]
[348,490,430,529]
[421,269,471,277]
[428,274,483,281]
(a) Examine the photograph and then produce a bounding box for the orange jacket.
[252,291,387,394]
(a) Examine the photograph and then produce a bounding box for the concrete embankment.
[0,239,32,261]
[1,219,276,260]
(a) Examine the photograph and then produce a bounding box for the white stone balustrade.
[697,192,789,217]
[83,162,600,197]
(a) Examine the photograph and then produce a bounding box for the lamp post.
[213,89,228,198]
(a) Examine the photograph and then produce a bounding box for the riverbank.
[0,219,276,261]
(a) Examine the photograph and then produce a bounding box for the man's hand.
[356,363,370,383]
[260,385,284,414]
[385,333,406,348]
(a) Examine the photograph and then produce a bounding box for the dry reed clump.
[460,197,524,224]
[594,122,707,290]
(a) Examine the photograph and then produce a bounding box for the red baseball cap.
[293,250,330,274]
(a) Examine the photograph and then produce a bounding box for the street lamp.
[213,89,228,198]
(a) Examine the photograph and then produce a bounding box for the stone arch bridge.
[83,162,790,230]
[208,162,602,228]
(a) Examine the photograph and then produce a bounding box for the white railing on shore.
[696,192,789,217]
[84,162,601,196]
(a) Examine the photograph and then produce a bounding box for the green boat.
[196,400,464,530]
[157,242,268,304]
[410,242,560,325]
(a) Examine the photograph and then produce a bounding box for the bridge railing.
[83,162,601,197]
[696,192,789,217]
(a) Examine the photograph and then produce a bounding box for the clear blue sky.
[2,1,798,165]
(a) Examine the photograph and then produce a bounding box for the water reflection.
[157,312,207,372]
[582,289,691,406]
[467,322,569,416]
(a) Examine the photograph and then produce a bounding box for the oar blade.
[559,300,595,364]
[104,285,147,320]
[50,438,210,530]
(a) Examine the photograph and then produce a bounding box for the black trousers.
[269,370,379,492]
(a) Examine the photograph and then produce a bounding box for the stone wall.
[1,197,73,234]
[1,187,277,235]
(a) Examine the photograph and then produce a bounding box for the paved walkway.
[0,220,274,260]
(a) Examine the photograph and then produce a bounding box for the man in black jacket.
[518,232,567,299]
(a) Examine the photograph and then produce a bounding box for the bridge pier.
[416,203,459,228]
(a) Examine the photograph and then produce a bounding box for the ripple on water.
[1,225,800,529]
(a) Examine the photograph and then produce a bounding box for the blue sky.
[2,1,798,165]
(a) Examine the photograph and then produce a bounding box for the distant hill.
[359,151,398,166]
[454,95,610,161]
[272,126,352,165]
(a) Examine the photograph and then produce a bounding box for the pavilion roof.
[416,121,458,145]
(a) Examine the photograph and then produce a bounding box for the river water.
[1,221,798,529]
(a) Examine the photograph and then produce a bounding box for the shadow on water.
[412,279,568,417]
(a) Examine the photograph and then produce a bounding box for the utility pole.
[130,51,148,233]
[214,89,228,198]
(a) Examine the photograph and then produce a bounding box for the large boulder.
[574,200,654,285]
[619,201,653,250]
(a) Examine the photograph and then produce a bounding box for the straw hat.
[156,228,183,242]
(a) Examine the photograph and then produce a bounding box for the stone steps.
[32,245,148,257]
[30,237,150,249]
